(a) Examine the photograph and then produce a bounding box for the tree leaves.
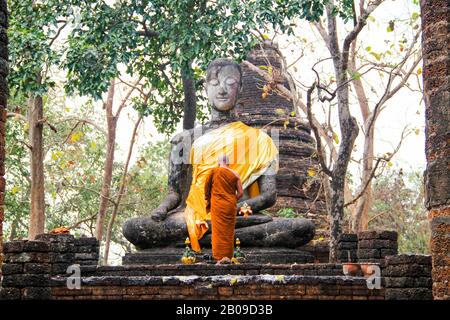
[332,132,340,144]
[60,0,354,135]
[69,131,84,143]
[387,20,395,33]
[307,168,316,177]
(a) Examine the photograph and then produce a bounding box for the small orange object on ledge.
[239,203,252,218]
[49,227,70,234]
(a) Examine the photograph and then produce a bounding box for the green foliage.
[45,120,109,234]
[369,169,430,254]
[118,140,170,218]
[106,140,170,255]
[276,207,298,218]
[8,0,85,97]
[4,91,171,246]
[62,0,354,135]
[331,0,355,22]
[4,118,30,240]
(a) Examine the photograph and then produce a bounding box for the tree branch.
[48,21,68,47]
[57,117,107,136]
[344,157,382,207]
[115,78,142,118]
[344,126,410,207]
[342,0,383,73]
[67,212,97,230]
[62,182,118,206]
[306,83,333,177]
[7,112,27,122]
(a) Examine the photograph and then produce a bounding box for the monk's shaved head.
[218,154,230,166]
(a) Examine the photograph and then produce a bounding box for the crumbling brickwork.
[420,0,450,300]
[0,235,99,299]
[357,231,398,264]
[383,254,433,300]
[49,276,384,300]
[336,233,358,263]
[0,240,52,300]
[0,234,433,300]
[0,0,7,271]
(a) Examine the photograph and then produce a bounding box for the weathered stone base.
[429,208,450,300]
[383,254,433,300]
[122,248,315,265]
[49,274,384,300]
[0,234,433,300]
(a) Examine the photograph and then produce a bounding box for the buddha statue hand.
[150,206,169,222]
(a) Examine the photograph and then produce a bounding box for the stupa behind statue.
[236,42,328,240]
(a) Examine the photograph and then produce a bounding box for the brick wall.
[0,235,99,299]
[0,234,433,300]
[420,0,450,300]
[0,0,7,270]
[357,231,398,264]
[383,255,433,300]
[50,276,384,300]
[335,231,398,264]
[336,233,358,263]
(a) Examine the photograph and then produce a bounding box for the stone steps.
[80,263,345,277]
[51,274,366,287]
[122,248,315,265]
[49,274,385,300]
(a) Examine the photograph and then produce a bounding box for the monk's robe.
[204,167,238,260]
[183,121,279,252]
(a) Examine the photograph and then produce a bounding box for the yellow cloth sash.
[184,121,279,252]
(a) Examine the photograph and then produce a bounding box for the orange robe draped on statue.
[183,121,279,253]
[204,167,239,261]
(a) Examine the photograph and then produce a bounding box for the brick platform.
[50,274,384,300]
[0,234,434,300]
[123,247,314,265]
[383,254,433,300]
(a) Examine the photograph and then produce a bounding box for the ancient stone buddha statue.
[122,58,315,253]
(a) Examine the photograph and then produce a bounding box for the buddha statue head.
[205,59,243,112]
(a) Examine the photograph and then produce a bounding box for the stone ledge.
[123,248,315,265]
[384,254,432,265]
[51,274,369,287]
[79,263,345,277]
[49,275,385,300]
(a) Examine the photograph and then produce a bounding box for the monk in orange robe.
[204,154,243,263]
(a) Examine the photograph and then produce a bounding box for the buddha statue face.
[205,60,242,112]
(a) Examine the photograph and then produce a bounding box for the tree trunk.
[28,79,45,240]
[353,124,374,232]
[181,61,196,130]
[103,116,142,265]
[326,3,359,262]
[95,80,116,242]
[9,218,17,241]
[350,41,373,233]
[329,106,359,261]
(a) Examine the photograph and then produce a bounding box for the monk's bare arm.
[204,170,214,211]
[236,177,244,200]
